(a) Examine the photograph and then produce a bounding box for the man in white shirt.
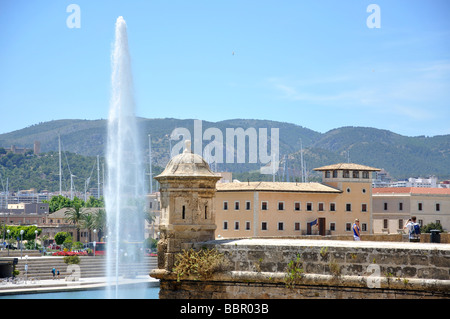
[404,216,420,242]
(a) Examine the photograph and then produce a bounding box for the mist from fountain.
[105,16,146,299]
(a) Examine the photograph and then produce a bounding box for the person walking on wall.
[353,219,361,241]
[406,216,421,242]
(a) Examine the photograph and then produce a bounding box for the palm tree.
[64,200,85,242]
[93,209,107,242]
[145,211,156,225]
[80,211,96,242]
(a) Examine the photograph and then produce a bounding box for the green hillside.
[0,119,449,189]
[0,150,163,194]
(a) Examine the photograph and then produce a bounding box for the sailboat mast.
[149,134,153,194]
[59,135,62,195]
[300,139,305,183]
[97,155,100,199]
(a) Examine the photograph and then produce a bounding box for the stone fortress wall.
[152,238,450,299]
[150,141,450,299]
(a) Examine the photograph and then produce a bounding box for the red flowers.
[52,251,88,256]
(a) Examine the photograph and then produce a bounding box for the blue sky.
[0,0,449,137]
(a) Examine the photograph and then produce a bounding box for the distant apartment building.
[0,191,51,209]
[146,192,161,240]
[440,180,450,188]
[215,163,380,238]
[391,176,438,188]
[372,187,450,234]
[372,169,393,188]
[372,170,443,189]
[0,202,49,225]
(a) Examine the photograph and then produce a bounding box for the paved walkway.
[0,275,159,296]
[207,238,450,250]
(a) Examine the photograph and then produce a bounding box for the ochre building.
[215,163,380,238]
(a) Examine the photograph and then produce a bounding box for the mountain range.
[0,118,449,184]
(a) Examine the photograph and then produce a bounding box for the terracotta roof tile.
[313,163,380,171]
[373,187,450,195]
[216,181,341,193]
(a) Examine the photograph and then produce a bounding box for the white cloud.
[266,59,450,122]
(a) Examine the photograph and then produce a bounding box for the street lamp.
[25,255,28,283]
[93,229,97,257]
[20,229,24,259]
[6,229,10,257]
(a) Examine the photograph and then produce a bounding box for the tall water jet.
[105,16,146,298]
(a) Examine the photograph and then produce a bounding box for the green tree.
[44,195,72,213]
[54,232,71,246]
[5,225,41,242]
[421,222,444,233]
[85,196,104,208]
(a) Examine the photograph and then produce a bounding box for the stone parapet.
[151,238,450,299]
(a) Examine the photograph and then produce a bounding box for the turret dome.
[156,140,219,179]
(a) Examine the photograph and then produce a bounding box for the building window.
[294,202,301,211]
[343,170,350,178]
[346,187,351,193]
[383,219,388,229]
[398,219,403,230]
[223,221,228,230]
[384,202,388,211]
[245,221,251,230]
[278,201,285,211]
[436,203,440,212]
[330,223,336,231]
[235,201,240,210]
[352,171,359,178]
[205,206,208,219]
[306,202,313,211]
[361,223,367,232]
[330,203,336,211]
[418,202,423,211]
[246,201,251,210]
[361,204,367,212]
[223,201,228,210]
[261,222,268,231]
[182,206,186,219]
[294,222,301,231]
[261,201,268,211]
[278,222,284,231]
[346,203,352,212]
[318,203,324,211]
[333,170,338,178]
[234,221,240,230]
[346,223,352,231]
[325,171,331,178]
[399,202,403,211]
[362,171,369,179]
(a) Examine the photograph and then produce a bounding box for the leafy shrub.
[63,255,81,265]
[172,248,230,281]
[284,254,304,288]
